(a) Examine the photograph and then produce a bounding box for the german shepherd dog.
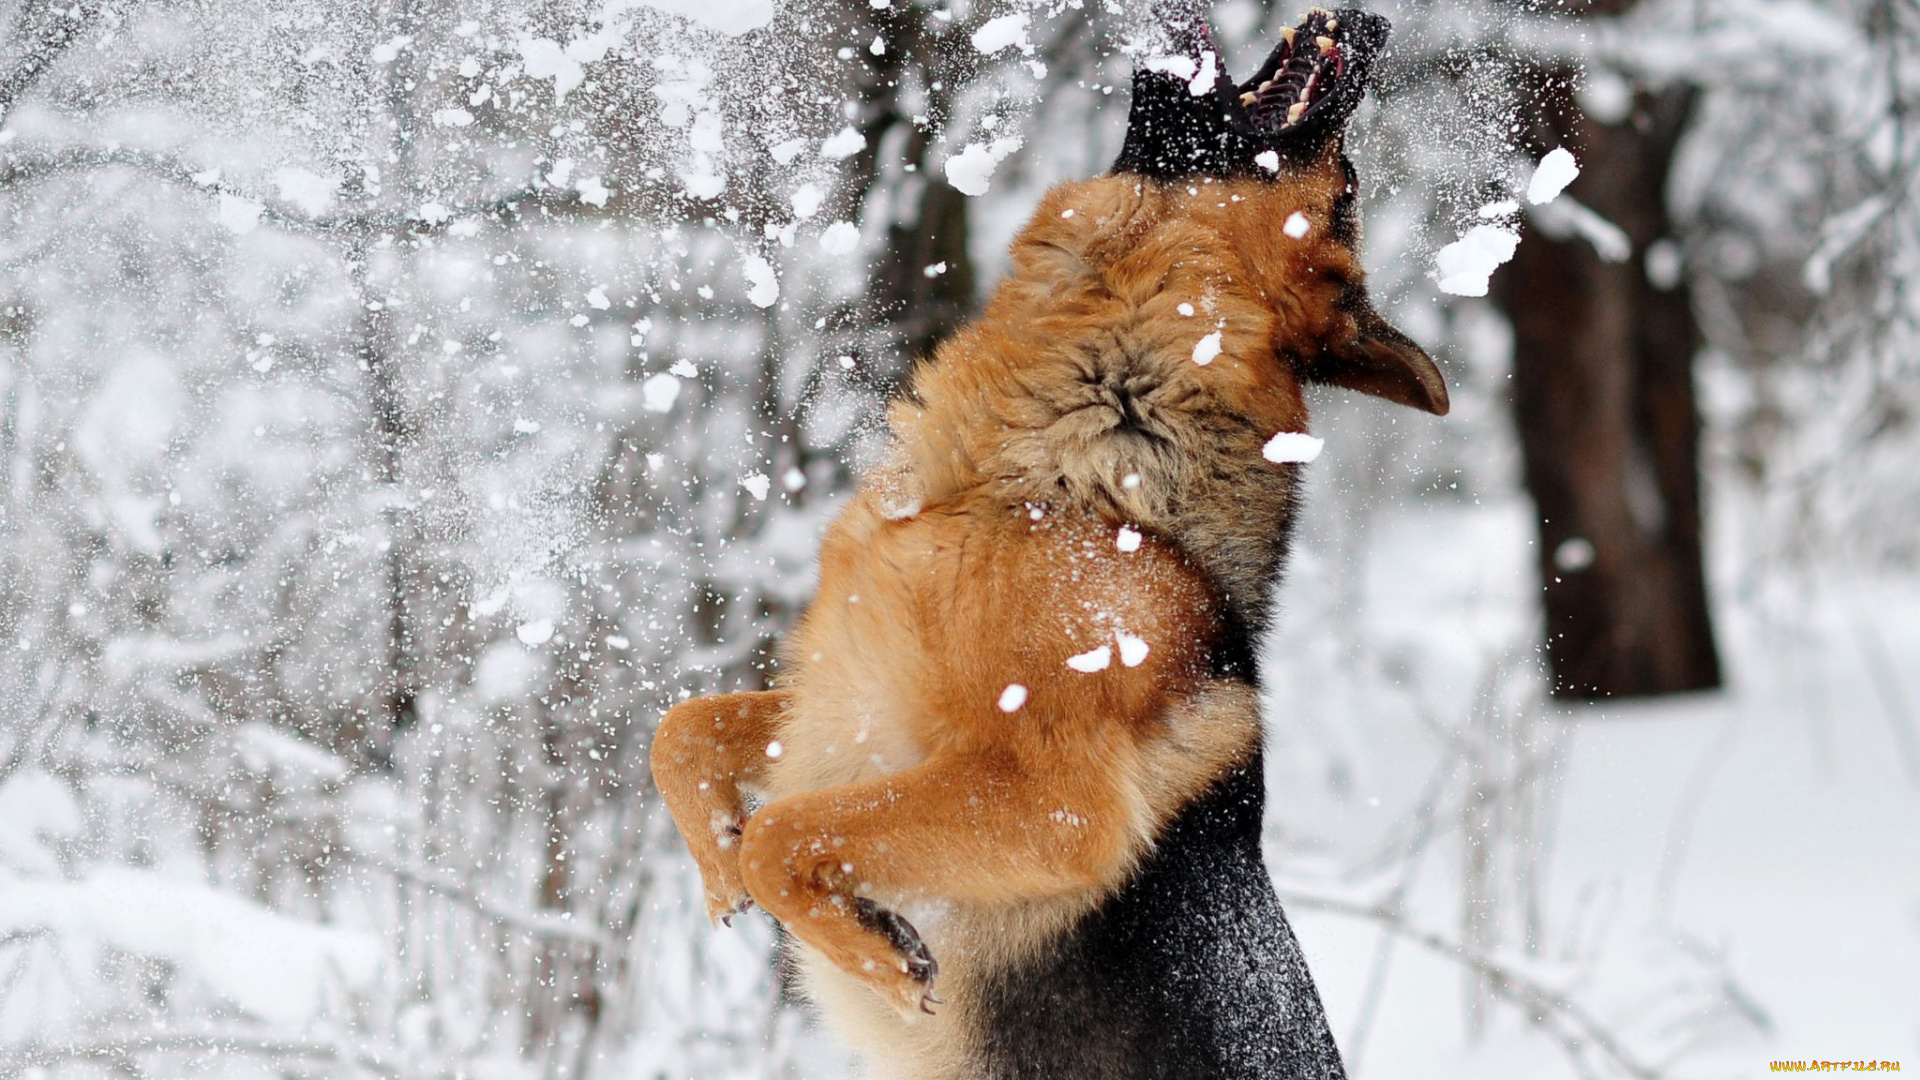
[650,8,1447,1077]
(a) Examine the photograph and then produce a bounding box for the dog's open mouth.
[1112,6,1389,178]
[1238,9,1350,135]
[1230,7,1387,149]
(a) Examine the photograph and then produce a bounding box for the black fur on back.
[973,750,1346,1079]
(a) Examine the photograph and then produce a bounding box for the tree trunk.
[1497,81,1723,700]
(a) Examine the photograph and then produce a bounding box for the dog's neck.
[885,176,1312,633]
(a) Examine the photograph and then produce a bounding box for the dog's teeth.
[1326,17,1339,30]
[1287,100,1309,123]
[1280,27,1297,48]
[1316,35,1336,54]
[1240,91,1257,106]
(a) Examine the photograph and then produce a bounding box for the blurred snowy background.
[1,0,1916,1077]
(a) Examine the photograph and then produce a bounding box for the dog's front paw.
[855,898,943,1016]
[698,818,753,926]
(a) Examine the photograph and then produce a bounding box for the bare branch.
[0,0,100,118]
[0,1028,416,1080]
[1278,890,1665,1079]
[0,145,727,235]
[337,846,614,948]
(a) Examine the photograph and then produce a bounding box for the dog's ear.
[1307,302,1450,416]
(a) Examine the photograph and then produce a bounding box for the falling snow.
[1191,329,1223,366]
[2,1,1909,1078]
[1066,645,1113,673]
[1262,431,1325,464]
[1526,147,1580,205]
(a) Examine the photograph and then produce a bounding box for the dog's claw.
[854,897,941,1011]
[710,894,754,928]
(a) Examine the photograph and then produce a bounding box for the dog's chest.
[763,499,939,801]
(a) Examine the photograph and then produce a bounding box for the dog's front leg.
[739,751,1141,1016]
[650,690,788,924]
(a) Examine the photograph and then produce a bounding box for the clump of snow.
[1433,224,1521,297]
[576,176,610,206]
[818,221,860,255]
[819,126,866,160]
[586,286,610,310]
[216,194,263,234]
[1066,645,1113,673]
[1116,525,1142,553]
[682,170,725,200]
[1115,632,1149,668]
[997,684,1028,712]
[1192,330,1223,366]
[1186,50,1218,97]
[971,13,1030,55]
[764,739,783,759]
[1262,431,1325,464]
[273,167,336,216]
[516,619,555,646]
[790,182,825,219]
[1283,212,1310,238]
[516,37,581,102]
[943,136,1023,196]
[370,36,407,64]
[944,143,999,197]
[769,137,808,164]
[641,372,682,413]
[1527,147,1580,205]
[739,473,771,501]
[742,255,779,308]
[1478,199,1519,219]
[1255,150,1281,173]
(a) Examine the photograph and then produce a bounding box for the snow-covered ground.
[1280,501,1920,1078]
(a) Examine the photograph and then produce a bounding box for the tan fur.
[650,145,1441,1076]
